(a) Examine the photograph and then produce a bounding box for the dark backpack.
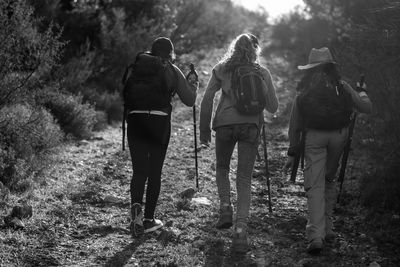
[231,64,267,115]
[122,52,174,111]
[121,52,175,150]
[297,72,353,130]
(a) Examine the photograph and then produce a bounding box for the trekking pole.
[290,129,305,183]
[186,63,199,190]
[261,123,272,213]
[193,105,199,189]
[337,74,365,202]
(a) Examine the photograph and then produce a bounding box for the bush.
[340,2,400,213]
[0,0,64,108]
[91,91,123,123]
[40,90,97,139]
[93,110,108,132]
[361,163,400,213]
[0,104,63,190]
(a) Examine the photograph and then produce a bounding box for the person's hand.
[356,81,367,93]
[283,156,295,174]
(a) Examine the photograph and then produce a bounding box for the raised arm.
[342,80,372,114]
[166,64,197,107]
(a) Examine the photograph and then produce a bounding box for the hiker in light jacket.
[127,37,198,236]
[284,47,372,254]
[199,33,278,253]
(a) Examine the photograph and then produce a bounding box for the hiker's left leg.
[127,114,150,206]
[215,126,237,207]
[325,128,348,237]
[144,115,170,220]
[304,130,329,243]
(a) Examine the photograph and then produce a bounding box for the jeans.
[215,124,260,226]
[127,113,171,219]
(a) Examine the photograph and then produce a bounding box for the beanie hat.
[151,37,174,59]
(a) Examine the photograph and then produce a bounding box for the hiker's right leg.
[215,126,236,206]
[235,124,259,227]
[325,128,348,240]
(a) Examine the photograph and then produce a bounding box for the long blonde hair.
[221,33,261,73]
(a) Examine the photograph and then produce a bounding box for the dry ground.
[1,97,399,266]
[1,53,399,266]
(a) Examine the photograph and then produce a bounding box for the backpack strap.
[166,60,178,97]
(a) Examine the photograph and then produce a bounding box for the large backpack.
[121,52,175,150]
[231,64,267,115]
[297,72,353,130]
[122,52,174,111]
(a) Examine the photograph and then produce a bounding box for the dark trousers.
[127,113,171,219]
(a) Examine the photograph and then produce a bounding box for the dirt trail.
[0,98,394,266]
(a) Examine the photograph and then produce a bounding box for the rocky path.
[0,98,395,266]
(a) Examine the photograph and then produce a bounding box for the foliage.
[0,104,63,191]
[343,1,400,212]
[0,0,64,108]
[171,0,270,53]
[0,0,66,192]
[271,0,400,212]
[39,90,97,139]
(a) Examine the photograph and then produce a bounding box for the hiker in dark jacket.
[199,33,278,253]
[284,47,372,254]
[126,37,198,236]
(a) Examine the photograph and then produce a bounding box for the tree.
[0,0,64,108]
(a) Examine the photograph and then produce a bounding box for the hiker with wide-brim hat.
[283,47,372,254]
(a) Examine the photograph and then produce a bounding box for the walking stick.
[337,74,365,202]
[261,123,272,212]
[186,64,199,190]
[290,128,305,183]
[193,105,199,189]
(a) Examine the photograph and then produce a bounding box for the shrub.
[0,0,64,109]
[361,163,400,213]
[93,110,108,132]
[0,104,63,190]
[91,91,123,123]
[40,90,97,139]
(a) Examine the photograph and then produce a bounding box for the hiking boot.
[216,205,233,229]
[306,238,323,255]
[130,203,144,237]
[232,227,249,253]
[143,218,164,233]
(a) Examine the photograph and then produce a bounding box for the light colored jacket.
[200,62,279,143]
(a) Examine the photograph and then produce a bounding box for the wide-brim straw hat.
[298,47,337,70]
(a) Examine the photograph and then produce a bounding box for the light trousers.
[215,124,259,227]
[303,128,348,242]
